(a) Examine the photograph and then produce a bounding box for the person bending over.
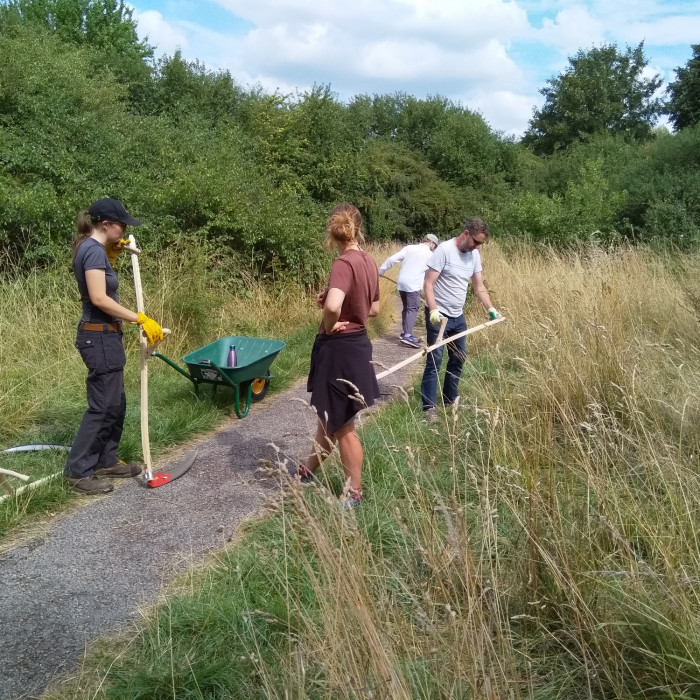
[379,233,439,348]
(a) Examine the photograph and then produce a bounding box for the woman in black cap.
[64,198,164,495]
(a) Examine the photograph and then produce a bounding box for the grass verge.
[0,242,395,538]
[45,242,700,698]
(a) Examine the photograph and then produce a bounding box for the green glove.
[488,307,501,320]
[136,312,164,346]
[105,238,130,266]
[429,308,443,325]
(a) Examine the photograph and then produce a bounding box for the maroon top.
[320,249,380,334]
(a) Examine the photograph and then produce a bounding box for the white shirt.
[379,242,434,292]
[426,239,482,317]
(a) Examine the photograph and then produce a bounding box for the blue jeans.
[420,309,467,410]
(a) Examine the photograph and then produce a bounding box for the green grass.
[0,328,315,538]
[43,243,700,699]
[0,242,397,539]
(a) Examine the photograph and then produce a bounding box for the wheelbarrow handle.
[151,351,192,380]
[149,328,170,353]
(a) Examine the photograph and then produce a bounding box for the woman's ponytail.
[71,211,95,264]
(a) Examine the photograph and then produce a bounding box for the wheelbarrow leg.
[234,382,253,419]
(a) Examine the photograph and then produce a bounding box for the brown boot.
[95,461,142,478]
[66,475,114,495]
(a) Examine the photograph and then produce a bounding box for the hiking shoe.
[423,407,438,423]
[65,475,114,495]
[289,464,315,484]
[340,487,363,508]
[400,334,420,349]
[95,461,142,478]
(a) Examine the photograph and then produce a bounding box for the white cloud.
[537,6,606,51]
[131,9,189,56]
[130,0,700,134]
[214,0,529,43]
[470,90,542,136]
[616,14,700,46]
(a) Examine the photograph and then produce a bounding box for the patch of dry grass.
[42,242,700,698]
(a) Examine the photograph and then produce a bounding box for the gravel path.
[0,310,425,700]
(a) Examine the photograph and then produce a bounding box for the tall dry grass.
[45,242,700,698]
[0,240,395,534]
[253,242,700,697]
[0,246,322,446]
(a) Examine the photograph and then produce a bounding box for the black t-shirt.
[73,238,120,323]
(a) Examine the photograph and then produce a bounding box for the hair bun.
[326,203,364,247]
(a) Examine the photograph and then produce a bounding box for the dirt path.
[0,311,425,700]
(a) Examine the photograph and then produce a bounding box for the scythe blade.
[145,451,197,489]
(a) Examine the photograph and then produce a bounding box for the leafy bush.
[619,124,700,247]
[496,159,626,244]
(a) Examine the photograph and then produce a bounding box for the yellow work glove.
[136,312,164,346]
[105,238,130,266]
[429,308,444,325]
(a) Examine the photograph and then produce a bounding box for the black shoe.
[65,475,114,495]
[95,461,142,478]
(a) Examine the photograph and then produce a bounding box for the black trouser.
[64,329,127,479]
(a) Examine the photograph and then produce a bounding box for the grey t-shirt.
[425,239,482,317]
[73,238,120,323]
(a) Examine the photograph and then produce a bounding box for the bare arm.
[423,268,440,312]
[368,300,380,317]
[322,287,348,334]
[85,269,139,323]
[470,271,495,312]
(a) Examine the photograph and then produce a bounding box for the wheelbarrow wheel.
[245,377,269,403]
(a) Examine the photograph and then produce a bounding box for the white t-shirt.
[425,239,482,317]
[378,242,434,292]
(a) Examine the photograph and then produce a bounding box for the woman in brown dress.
[297,203,380,507]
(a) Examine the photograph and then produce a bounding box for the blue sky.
[128,0,700,136]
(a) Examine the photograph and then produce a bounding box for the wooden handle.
[0,467,31,482]
[120,244,141,255]
[129,234,153,479]
[375,316,506,381]
[436,317,447,344]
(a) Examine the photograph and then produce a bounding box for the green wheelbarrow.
[153,335,286,418]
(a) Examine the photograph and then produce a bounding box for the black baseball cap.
[88,198,141,226]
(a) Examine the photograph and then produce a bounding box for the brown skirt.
[307,330,380,434]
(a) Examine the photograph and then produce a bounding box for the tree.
[0,0,153,99]
[523,43,663,155]
[666,45,700,130]
[148,51,243,124]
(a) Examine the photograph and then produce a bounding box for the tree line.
[1,0,699,282]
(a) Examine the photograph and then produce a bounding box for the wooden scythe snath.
[128,234,154,481]
[127,236,196,488]
[375,316,506,381]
